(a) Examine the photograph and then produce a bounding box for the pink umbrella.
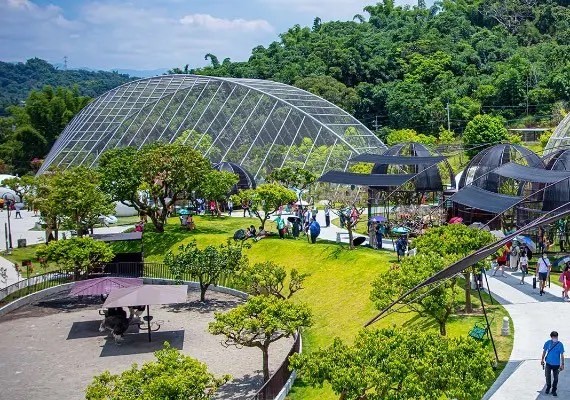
[103,285,188,342]
[449,217,463,224]
[70,277,143,297]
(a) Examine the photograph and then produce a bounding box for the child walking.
[520,248,529,284]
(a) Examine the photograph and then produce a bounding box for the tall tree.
[463,114,508,159]
[49,167,114,236]
[198,170,239,216]
[164,240,247,302]
[98,143,212,233]
[36,237,114,280]
[412,224,495,313]
[234,184,297,229]
[291,328,494,400]
[209,295,312,382]
[370,253,460,335]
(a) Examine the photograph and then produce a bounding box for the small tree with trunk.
[198,170,239,217]
[235,184,297,229]
[86,342,230,400]
[412,224,495,313]
[290,328,494,400]
[49,167,114,236]
[370,253,460,335]
[209,295,312,382]
[36,237,114,280]
[266,166,317,204]
[98,143,212,233]
[325,199,365,250]
[164,239,247,302]
[236,261,309,299]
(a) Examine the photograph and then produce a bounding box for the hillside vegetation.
[181,0,570,136]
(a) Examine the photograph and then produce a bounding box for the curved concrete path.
[483,270,570,399]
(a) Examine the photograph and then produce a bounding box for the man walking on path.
[537,254,552,296]
[324,206,330,227]
[541,331,565,396]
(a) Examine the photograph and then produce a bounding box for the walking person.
[537,253,552,296]
[541,331,565,396]
[227,198,233,216]
[309,216,320,244]
[561,263,570,300]
[275,214,286,239]
[375,222,384,250]
[492,245,508,277]
[324,206,330,228]
[14,202,23,219]
[509,240,520,271]
[519,247,529,285]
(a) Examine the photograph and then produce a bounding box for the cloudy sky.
[0,0,429,71]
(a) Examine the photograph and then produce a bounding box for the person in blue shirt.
[541,331,565,396]
[309,216,320,244]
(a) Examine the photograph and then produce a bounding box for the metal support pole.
[146,305,152,342]
[4,223,8,254]
[481,267,494,305]
[476,283,499,365]
[6,202,12,249]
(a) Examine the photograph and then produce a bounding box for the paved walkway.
[483,270,570,399]
[0,210,132,287]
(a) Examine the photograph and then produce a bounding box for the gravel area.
[0,288,293,400]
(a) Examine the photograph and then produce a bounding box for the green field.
[6,215,513,399]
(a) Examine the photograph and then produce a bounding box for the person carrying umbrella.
[375,222,384,250]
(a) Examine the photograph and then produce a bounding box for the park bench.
[468,318,494,341]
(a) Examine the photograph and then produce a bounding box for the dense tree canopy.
[178,0,570,136]
[86,343,229,400]
[290,328,494,400]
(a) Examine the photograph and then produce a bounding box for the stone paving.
[0,288,292,400]
[483,269,570,399]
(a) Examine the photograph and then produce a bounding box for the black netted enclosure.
[453,144,545,228]
[213,162,256,194]
[318,142,455,234]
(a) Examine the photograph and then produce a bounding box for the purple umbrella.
[70,277,143,297]
[370,216,386,223]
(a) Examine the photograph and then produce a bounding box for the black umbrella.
[353,236,366,246]
[287,216,301,223]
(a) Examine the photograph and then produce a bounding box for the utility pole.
[373,115,380,131]
[63,56,68,70]
[446,102,451,132]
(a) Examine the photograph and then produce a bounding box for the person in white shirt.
[519,247,529,285]
[536,254,552,296]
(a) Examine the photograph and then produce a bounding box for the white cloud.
[0,0,275,70]
[180,14,273,32]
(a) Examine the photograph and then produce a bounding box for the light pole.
[2,193,15,251]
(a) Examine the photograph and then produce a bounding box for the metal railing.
[0,262,242,305]
[251,332,301,400]
[1,262,298,400]
[0,269,73,303]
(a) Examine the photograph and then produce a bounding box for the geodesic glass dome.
[39,75,386,180]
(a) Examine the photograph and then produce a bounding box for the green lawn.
[5,215,513,399]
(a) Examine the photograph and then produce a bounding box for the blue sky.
[0,0,430,71]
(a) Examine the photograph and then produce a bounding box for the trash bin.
[17,239,27,248]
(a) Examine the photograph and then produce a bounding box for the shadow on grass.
[164,297,242,314]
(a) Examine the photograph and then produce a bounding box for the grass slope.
[7,216,513,399]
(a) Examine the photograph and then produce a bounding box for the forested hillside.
[0,58,134,115]
[180,0,570,137]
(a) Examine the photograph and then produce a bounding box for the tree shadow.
[163,298,242,314]
[214,373,263,400]
[99,330,184,357]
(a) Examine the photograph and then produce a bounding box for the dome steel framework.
[39,75,386,179]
